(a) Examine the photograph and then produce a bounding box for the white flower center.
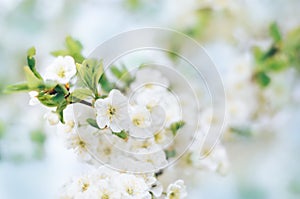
[57,66,66,78]
[107,105,116,119]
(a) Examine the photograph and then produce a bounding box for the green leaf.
[4,82,30,93]
[70,88,93,103]
[54,84,69,95]
[76,59,103,96]
[37,94,60,107]
[269,22,282,43]
[27,47,42,79]
[51,36,85,63]
[110,65,133,86]
[36,84,67,107]
[110,66,123,78]
[24,66,43,89]
[252,46,265,62]
[262,46,278,61]
[51,92,65,104]
[51,50,69,57]
[112,130,128,140]
[65,36,83,54]
[165,149,176,159]
[169,120,185,136]
[230,126,252,137]
[30,129,46,145]
[184,8,212,39]
[283,27,300,70]
[0,120,5,139]
[253,71,271,87]
[93,60,104,91]
[27,47,36,57]
[124,0,141,11]
[86,118,100,129]
[99,73,115,93]
[56,100,68,123]
[264,54,289,71]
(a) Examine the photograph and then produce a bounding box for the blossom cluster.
[5,37,192,198]
[60,167,186,199]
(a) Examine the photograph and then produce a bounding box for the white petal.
[110,89,127,107]
[95,98,109,112]
[96,115,109,129]
[110,120,122,132]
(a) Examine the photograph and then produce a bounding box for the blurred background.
[0,0,300,198]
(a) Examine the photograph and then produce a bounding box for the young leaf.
[27,47,42,79]
[165,149,176,159]
[230,126,252,137]
[65,36,83,54]
[169,120,185,136]
[110,66,123,79]
[86,118,100,129]
[99,73,115,93]
[70,88,93,103]
[76,59,103,96]
[252,46,265,62]
[283,27,300,70]
[112,130,128,140]
[56,100,68,123]
[51,50,69,57]
[0,120,6,139]
[37,93,60,107]
[4,82,29,93]
[93,60,104,91]
[269,22,282,43]
[36,84,67,107]
[110,65,133,86]
[51,92,66,104]
[24,66,43,89]
[264,54,288,71]
[27,47,36,57]
[264,46,279,60]
[253,71,271,87]
[54,84,69,96]
[51,36,85,63]
[30,129,47,145]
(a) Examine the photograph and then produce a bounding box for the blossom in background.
[45,56,77,84]
[59,167,163,199]
[130,67,170,92]
[59,104,97,133]
[189,142,230,175]
[64,131,97,162]
[129,105,152,138]
[95,135,121,164]
[116,174,152,199]
[165,180,187,199]
[97,180,121,199]
[95,89,129,132]
[44,111,59,125]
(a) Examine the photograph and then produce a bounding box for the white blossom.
[116,174,152,199]
[189,143,230,175]
[59,167,155,199]
[44,111,59,125]
[130,67,169,92]
[64,131,96,161]
[95,89,129,132]
[45,56,76,84]
[165,180,187,199]
[129,105,152,138]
